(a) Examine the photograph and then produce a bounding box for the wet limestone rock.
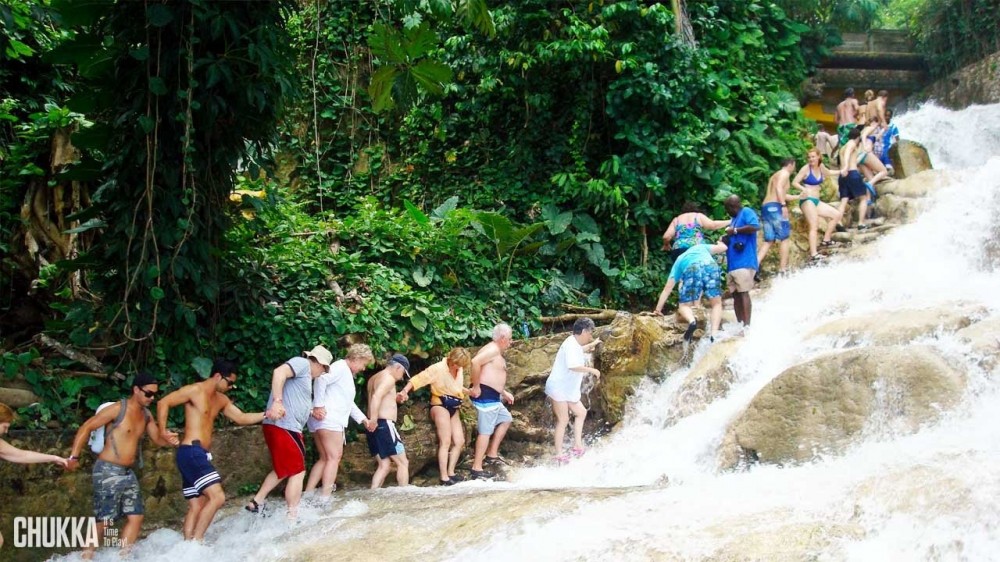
[889,139,933,179]
[597,313,684,423]
[668,339,744,422]
[806,303,987,346]
[955,316,1000,369]
[719,345,965,469]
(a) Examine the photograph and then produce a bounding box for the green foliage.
[896,0,1000,77]
[2,0,817,426]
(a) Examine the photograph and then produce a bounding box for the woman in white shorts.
[305,343,374,498]
[545,318,602,462]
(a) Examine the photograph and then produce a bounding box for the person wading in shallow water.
[469,323,516,479]
[246,345,331,518]
[366,354,411,489]
[722,195,760,329]
[67,371,169,559]
[157,359,264,541]
[397,347,472,486]
[544,318,601,463]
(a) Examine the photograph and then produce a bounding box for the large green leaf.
[404,199,430,225]
[402,23,439,60]
[368,23,407,64]
[367,66,399,113]
[410,60,452,96]
[457,0,495,37]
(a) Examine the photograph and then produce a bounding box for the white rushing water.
[63,102,1000,562]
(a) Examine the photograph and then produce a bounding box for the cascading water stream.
[64,102,1000,562]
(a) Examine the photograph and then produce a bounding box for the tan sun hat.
[304,345,334,367]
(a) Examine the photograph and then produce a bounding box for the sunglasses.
[140,388,158,398]
[224,377,237,389]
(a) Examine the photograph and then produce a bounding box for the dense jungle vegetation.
[0,0,955,426]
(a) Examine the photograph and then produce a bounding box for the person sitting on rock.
[654,241,728,342]
[544,318,601,463]
[396,347,471,485]
[791,148,843,261]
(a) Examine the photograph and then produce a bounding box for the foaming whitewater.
[53,103,1000,562]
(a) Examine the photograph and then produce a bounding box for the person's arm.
[311,373,330,421]
[470,345,500,397]
[653,277,677,315]
[698,214,732,231]
[145,414,171,447]
[222,399,266,426]
[266,363,293,420]
[156,386,193,446]
[791,165,808,193]
[581,338,602,352]
[367,377,392,422]
[822,163,841,176]
[726,214,758,234]
[0,438,68,467]
[67,404,121,471]
[661,217,678,250]
[397,367,432,402]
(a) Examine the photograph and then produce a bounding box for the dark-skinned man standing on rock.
[723,195,760,329]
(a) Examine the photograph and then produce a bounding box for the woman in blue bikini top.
[790,148,844,261]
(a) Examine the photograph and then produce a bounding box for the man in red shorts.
[245,345,332,518]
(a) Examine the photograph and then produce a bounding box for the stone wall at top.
[918,50,1000,109]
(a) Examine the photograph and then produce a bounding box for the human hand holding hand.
[66,457,79,471]
[469,385,481,399]
[266,402,286,420]
[311,407,326,421]
[52,456,69,468]
[363,419,376,432]
[163,430,180,447]
[395,391,408,404]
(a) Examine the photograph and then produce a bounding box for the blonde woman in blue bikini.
[791,147,843,262]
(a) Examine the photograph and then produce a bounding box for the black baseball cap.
[389,354,410,378]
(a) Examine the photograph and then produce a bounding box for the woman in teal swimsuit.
[791,148,843,261]
[661,202,731,261]
[858,122,889,186]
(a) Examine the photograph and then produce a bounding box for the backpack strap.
[106,398,146,469]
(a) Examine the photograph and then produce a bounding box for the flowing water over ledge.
[61,102,1000,562]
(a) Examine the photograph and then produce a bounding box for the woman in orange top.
[396,347,471,485]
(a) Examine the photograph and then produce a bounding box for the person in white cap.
[246,345,332,518]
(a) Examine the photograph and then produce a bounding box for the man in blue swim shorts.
[757,158,795,276]
[157,359,264,540]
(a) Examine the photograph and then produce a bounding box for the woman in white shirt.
[305,343,374,499]
[544,318,601,462]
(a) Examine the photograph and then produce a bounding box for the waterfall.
[61,102,1000,562]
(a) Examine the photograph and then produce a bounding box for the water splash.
[53,102,1000,562]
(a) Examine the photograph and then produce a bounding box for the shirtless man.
[837,127,871,230]
[870,90,889,128]
[835,88,859,148]
[67,371,168,558]
[156,359,264,541]
[468,323,515,479]
[757,158,796,276]
[365,354,411,489]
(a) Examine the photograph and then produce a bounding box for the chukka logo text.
[13,517,122,549]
